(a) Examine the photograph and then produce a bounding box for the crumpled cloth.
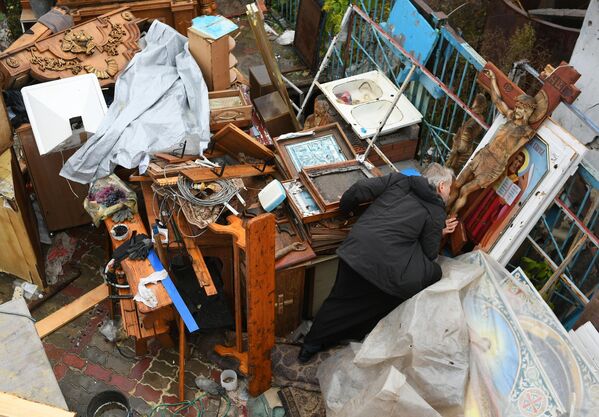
[61,20,210,184]
[134,269,168,308]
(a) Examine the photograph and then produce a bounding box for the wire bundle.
[176,176,238,207]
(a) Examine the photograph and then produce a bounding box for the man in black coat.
[299,163,457,362]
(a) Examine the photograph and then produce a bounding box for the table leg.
[178,315,185,402]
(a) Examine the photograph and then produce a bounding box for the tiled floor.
[0,224,247,416]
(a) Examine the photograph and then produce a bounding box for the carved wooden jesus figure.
[447,69,537,216]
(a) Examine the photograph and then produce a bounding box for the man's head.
[422,163,454,203]
[514,94,537,123]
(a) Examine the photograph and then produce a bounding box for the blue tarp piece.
[147,250,200,333]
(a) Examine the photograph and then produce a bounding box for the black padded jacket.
[336,172,446,298]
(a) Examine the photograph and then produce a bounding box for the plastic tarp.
[317,251,581,417]
[61,20,210,184]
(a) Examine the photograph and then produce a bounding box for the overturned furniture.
[0,7,142,89]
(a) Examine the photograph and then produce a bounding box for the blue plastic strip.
[147,250,199,333]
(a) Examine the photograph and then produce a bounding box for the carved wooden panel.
[0,7,142,89]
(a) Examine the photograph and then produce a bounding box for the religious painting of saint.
[461,137,549,252]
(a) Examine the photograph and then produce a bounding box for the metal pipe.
[297,5,353,119]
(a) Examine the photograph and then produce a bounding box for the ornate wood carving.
[0,7,142,89]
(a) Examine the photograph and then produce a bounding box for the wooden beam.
[540,236,588,298]
[0,392,75,417]
[528,8,586,18]
[174,213,218,295]
[181,164,276,184]
[35,285,109,338]
[245,214,276,397]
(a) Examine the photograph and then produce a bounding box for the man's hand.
[443,217,459,236]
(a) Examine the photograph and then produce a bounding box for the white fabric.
[61,21,210,183]
[133,269,168,308]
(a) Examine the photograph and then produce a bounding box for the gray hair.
[422,163,454,188]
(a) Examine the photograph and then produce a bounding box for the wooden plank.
[245,214,276,396]
[0,392,75,417]
[35,284,109,338]
[174,213,218,295]
[211,123,274,161]
[178,164,277,183]
[528,8,586,18]
[154,153,199,163]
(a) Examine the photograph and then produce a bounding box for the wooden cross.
[477,61,581,129]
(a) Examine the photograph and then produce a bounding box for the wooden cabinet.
[188,28,237,91]
[17,125,90,232]
[275,267,305,337]
[253,91,295,138]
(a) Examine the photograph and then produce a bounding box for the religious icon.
[447,67,547,217]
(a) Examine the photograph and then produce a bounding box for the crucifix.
[447,61,581,220]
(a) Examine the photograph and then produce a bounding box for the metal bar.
[350,4,489,130]
[578,249,599,289]
[445,60,471,144]
[560,187,591,253]
[526,236,589,304]
[554,197,599,247]
[298,5,353,119]
[539,236,589,299]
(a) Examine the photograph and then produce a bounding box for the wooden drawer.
[209,89,252,132]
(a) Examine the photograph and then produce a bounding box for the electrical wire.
[0,310,36,323]
[147,393,232,417]
[176,176,238,207]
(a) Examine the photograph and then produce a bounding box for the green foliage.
[323,0,350,33]
[5,0,22,41]
[520,256,553,291]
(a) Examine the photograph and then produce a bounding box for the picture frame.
[457,116,587,265]
[281,179,325,224]
[274,123,357,178]
[299,160,378,212]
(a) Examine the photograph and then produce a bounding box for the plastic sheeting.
[317,252,595,417]
[61,21,210,184]
[318,256,480,417]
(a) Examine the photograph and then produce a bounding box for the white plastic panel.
[22,73,107,155]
